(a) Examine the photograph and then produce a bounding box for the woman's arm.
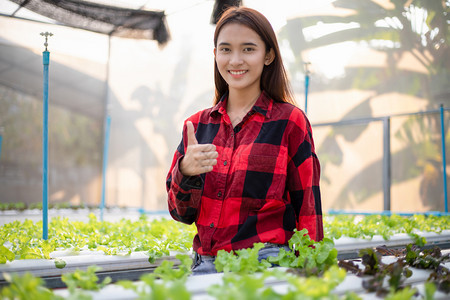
[166,154,203,224]
[166,120,217,224]
[286,109,324,241]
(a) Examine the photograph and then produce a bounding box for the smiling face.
[214,23,274,96]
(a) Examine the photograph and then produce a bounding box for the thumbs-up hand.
[180,121,218,176]
[186,120,199,147]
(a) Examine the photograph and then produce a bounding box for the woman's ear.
[264,48,275,65]
[214,48,217,58]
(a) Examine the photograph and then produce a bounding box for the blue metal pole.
[382,117,391,211]
[42,50,49,240]
[40,32,52,240]
[100,115,111,222]
[440,104,448,212]
[304,74,309,115]
[304,62,311,115]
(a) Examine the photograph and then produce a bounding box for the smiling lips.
[229,70,247,77]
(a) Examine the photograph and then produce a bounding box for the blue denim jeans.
[191,243,290,276]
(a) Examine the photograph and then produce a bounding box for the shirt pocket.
[244,154,287,175]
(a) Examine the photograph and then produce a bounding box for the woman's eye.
[243,48,254,52]
[220,48,230,52]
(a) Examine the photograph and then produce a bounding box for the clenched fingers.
[180,143,218,176]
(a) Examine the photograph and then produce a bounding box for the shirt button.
[210,223,214,228]
[195,180,201,187]
[223,160,227,166]
[217,191,222,198]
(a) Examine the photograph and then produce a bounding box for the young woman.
[166,7,323,275]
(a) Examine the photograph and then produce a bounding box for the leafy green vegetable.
[0,245,14,264]
[384,286,417,300]
[359,248,381,275]
[268,229,338,275]
[406,244,450,293]
[324,214,450,241]
[339,242,450,297]
[0,214,196,263]
[54,258,66,269]
[0,272,63,300]
[207,270,279,300]
[153,254,192,281]
[117,254,192,300]
[207,265,354,300]
[61,265,111,292]
[215,243,271,273]
[424,282,437,300]
[286,265,348,299]
[0,214,448,265]
[0,214,448,300]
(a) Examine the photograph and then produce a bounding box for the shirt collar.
[211,90,273,119]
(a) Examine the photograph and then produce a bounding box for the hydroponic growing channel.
[1,213,449,299]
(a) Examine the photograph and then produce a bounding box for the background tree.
[279,0,449,210]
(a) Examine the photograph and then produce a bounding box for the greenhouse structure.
[0,0,449,299]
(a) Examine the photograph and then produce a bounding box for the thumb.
[186,121,198,146]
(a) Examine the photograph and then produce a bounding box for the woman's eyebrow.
[217,42,258,47]
[242,42,258,46]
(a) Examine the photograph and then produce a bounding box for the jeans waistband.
[263,243,288,248]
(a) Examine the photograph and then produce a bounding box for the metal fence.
[312,105,449,214]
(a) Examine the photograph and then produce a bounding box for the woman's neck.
[226,88,261,128]
[227,88,261,114]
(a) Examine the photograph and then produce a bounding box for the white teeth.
[230,70,246,75]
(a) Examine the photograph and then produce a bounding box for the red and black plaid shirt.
[166,91,323,256]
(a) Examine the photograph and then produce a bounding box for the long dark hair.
[213,7,295,105]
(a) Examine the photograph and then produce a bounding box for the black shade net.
[9,0,170,45]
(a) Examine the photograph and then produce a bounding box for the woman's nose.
[229,52,243,66]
